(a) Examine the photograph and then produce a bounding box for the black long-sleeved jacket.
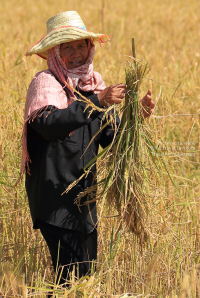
[26,89,120,233]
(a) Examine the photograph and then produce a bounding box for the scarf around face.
[19,40,106,180]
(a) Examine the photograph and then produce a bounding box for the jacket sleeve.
[28,94,102,141]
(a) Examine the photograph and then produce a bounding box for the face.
[60,39,89,69]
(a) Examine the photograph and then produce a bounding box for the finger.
[120,86,127,93]
[114,84,127,93]
[149,100,155,109]
[143,99,155,109]
[121,87,127,94]
[115,99,123,104]
[110,97,123,104]
[115,83,126,88]
[143,108,152,118]
[119,93,125,99]
[147,89,152,96]
[117,92,125,99]
[142,89,152,101]
[109,84,126,93]
[107,90,125,99]
[142,94,152,105]
[110,83,125,90]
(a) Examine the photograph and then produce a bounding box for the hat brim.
[25,26,110,59]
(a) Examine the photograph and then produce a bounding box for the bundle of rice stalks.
[64,39,173,244]
[100,54,150,243]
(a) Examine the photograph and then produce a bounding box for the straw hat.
[25,11,110,59]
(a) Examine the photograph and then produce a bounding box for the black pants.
[38,220,97,285]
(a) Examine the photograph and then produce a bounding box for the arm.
[98,85,155,117]
[29,94,102,141]
[98,87,154,147]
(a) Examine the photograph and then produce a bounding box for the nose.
[71,47,80,56]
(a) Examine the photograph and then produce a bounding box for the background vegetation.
[0,0,199,297]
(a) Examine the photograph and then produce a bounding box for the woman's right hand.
[98,83,126,107]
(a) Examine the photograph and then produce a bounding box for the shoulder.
[27,70,64,99]
[34,69,55,80]
[25,69,67,114]
[30,69,62,89]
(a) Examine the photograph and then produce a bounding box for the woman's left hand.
[140,89,155,118]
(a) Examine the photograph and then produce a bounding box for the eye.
[61,44,70,50]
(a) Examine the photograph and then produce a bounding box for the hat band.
[77,25,86,30]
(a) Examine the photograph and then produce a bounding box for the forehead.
[60,39,87,47]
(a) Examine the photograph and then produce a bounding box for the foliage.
[0,0,199,297]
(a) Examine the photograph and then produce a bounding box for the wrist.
[98,92,110,107]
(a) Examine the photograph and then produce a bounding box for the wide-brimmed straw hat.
[25,11,110,59]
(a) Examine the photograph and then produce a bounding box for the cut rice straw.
[64,38,175,245]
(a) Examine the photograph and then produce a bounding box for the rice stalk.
[64,40,175,245]
[97,40,175,243]
[104,52,150,243]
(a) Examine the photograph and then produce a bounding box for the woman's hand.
[140,89,155,118]
[98,83,126,107]
[98,85,155,118]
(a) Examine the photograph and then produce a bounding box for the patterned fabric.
[19,40,106,179]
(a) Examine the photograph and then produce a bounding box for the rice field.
[0,0,199,297]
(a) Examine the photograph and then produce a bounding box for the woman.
[22,11,154,285]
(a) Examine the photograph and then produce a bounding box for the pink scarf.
[19,40,106,180]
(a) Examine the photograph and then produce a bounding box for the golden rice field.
[0,0,200,297]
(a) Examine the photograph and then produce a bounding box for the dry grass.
[0,0,200,297]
